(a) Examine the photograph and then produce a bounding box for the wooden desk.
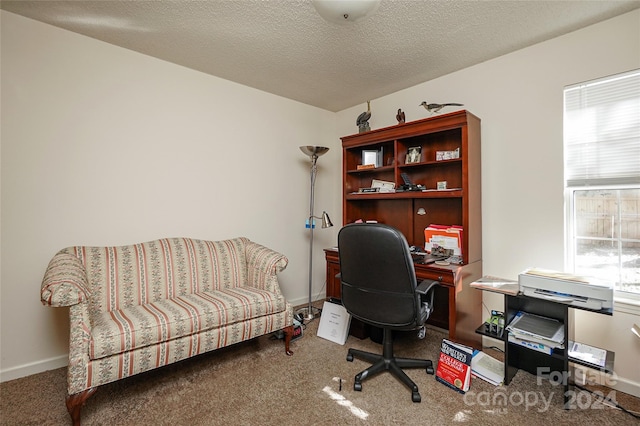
[325,248,482,348]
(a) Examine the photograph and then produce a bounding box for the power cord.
[482,345,504,353]
[313,279,328,306]
[571,382,640,419]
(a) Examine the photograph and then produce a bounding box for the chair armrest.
[416,280,439,320]
[416,279,439,296]
[41,252,91,307]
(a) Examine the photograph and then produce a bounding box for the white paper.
[317,301,351,345]
[568,341,607,367]
[471,351,504,385]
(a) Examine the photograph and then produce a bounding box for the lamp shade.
[300,146,329,158]
[321,211,333,228]
[312,0,381,24]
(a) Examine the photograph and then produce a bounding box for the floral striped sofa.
[40,237,293,425]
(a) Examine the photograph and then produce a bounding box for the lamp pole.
[299,146,330,321]
[305,152,318,320]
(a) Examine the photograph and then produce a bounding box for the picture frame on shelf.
[371,179,396,192]
[406,146,422,164]
[362,150,378,167]
[362,148,384,167]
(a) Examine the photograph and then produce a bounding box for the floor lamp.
[299,145,333,321]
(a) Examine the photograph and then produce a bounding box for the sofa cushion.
[89,286,287,360]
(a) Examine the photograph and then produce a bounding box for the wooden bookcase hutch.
[325,110,483,347]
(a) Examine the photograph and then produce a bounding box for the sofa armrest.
[245,241,288,292]
[41,252,91,307]
[67,303,93,395]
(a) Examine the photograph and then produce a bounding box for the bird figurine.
[419,102,463,114]
[356,101,371,133]
[396,108,405,124]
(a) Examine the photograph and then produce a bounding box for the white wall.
[335,10,640,396]
[2,8,639,397]
[0,11,341,380]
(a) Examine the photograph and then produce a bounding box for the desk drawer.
[416,266,455,286]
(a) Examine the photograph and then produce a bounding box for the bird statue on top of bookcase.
[420,101,463,114]
[356,101,371,133]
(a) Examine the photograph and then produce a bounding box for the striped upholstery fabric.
[61,238,252,315]
[89,287,288,359]
[40,253,91,307]
[41,237,291,395]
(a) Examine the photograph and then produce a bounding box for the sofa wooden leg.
[283,325,294,356]
[66,387,97,426]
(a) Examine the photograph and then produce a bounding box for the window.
[564,70,640,299]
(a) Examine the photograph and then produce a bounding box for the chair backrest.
[338,223,421,329]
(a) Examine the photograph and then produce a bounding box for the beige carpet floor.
[2,312,639,425]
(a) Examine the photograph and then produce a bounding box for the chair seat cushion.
[89,287,287,360]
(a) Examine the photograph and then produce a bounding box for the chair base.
[346,328,434,402]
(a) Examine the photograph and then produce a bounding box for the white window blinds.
[564,69,640,187]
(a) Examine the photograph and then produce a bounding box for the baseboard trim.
[606,375,640,399]
[572,365,640,398]
[0,354,68,383]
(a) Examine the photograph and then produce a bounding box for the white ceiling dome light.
[312,0,381,24]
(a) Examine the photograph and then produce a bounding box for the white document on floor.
[317,301,351,345]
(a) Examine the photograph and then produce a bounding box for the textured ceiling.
[2,0,639,112]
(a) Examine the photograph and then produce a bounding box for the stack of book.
[505,311,565,355]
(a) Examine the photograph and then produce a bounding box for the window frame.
[563,70,640,308]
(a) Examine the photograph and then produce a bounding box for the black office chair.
[337,223,439,403]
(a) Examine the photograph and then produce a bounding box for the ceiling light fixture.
[312,0,381,24]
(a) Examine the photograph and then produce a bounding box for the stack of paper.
[470,276,519,295]
[506,311,565,354]
[424,224,463,255]
[568,341,607,368]
[471,351,504,386]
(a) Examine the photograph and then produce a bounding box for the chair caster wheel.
[354,382,362,392]
[426,365,434,375]
[412,392,421,403]
[347,353,354,362]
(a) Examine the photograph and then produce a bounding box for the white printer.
[518,268,613,310]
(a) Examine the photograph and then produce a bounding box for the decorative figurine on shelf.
[356,100,371,133]
[396,108,405,124]
[419,101,463,114]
